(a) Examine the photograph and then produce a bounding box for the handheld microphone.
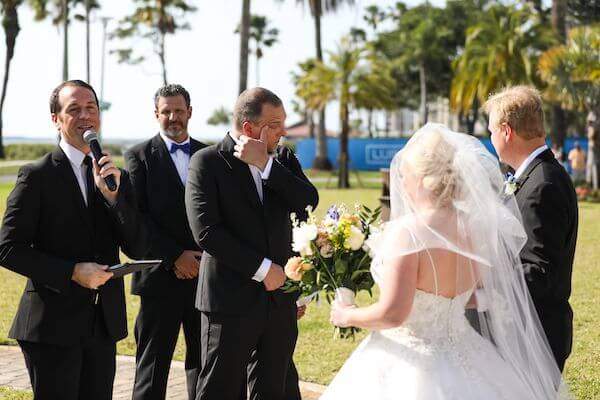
[83,130,117,192]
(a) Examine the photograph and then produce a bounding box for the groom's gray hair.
[234,87,283,130]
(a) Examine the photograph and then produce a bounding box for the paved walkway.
[0,345,325,399]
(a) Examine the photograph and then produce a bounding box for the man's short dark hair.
[233,87,283,130]
[154,84,191,108]
[49,80,99,114]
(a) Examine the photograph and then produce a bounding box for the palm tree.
[296,37,394,188]
[287,0,355,170]
[238,0,250,94]
[0,0,22,158]
[538,25,600,116]
[236,15,278,86]
[400,15,450,126]
[111,0,196,86]
[450,4,549,129]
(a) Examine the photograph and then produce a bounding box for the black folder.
[109,260,162,278]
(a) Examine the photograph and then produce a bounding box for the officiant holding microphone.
[0,80,147,400]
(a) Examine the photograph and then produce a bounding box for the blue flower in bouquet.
[326,206,341,222]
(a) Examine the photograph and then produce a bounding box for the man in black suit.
[485,85,578,372]
[185,87,319,400]
[0,80,147,399]
[125,84,205,400]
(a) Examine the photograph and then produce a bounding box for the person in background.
[568,141,586,183]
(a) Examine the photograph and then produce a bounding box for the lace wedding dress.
[321,288,537,399]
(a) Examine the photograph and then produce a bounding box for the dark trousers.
[18,307,116,400]
[283,361,301,400]
[132,292,201,400]
[196,298,298,400]
[246,355,301,400]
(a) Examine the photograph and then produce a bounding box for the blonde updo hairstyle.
[401,128,460,208]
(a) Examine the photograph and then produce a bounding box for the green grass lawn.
[0,387,31,400]
[0,182,598,399]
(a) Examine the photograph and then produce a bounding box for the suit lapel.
[190,138,204,156]
[150,134,185,192]
[217,134,262,210]
[51,148,94,232]
[515,149,554,196]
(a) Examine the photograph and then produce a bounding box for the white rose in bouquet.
[348,225,365,251]
[292,223,318,256]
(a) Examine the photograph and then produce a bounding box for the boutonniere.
[504,173,519,196]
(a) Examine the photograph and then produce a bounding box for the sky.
[0,0,444,142]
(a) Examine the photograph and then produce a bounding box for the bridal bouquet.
[284,204,381,339]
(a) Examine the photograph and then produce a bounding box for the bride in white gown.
[323,123,570,400]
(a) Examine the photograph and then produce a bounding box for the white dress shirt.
[514,145,549,179]
[229,132,275,282]
[159,132,191,184]
[59,139,92,205]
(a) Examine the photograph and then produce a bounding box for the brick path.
[0,345,324,399]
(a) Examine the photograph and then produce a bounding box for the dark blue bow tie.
[170,142,190,155]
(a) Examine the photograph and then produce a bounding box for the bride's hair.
[403,128,460,208]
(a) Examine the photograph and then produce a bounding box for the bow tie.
[170,142,190,155]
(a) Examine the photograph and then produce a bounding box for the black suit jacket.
[0,147,147,346]
[124,134,206,296]
[514,149,578,364]
[185,134,319,314]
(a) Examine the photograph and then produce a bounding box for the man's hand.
[233,127,270,170]
[93,152,121,205]
[263,263,285,291]
[297,304,307,320]
[72,262,113,289]
[174,250,203,279]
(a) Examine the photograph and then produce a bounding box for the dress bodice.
[379,290,475,346]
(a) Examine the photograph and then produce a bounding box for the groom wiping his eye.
[185,87,319,400]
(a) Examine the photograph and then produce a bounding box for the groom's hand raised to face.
[263,263,285,291]
[233,126,270,171]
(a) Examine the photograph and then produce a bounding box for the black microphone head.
[83,129,98,144]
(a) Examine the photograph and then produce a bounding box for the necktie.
[82,156,95,208]
[170,142,191,155]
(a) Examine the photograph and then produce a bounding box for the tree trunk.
[311,5,331,170]
[85,0,91,84]
[367,110,373,137]
[419,59,428,125]
[238,0,251,94]
[465,98,479,135]
[308,110,315,138]
[159,32,167,85]
[62,0,69,81]
[552,105,567,147]
[256,54,260,86]
[552,0,567,40]
[338,101,350,189]
[551,0,568,147]
[0,3,21,159]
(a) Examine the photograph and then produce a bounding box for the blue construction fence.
[295,137,588,171]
